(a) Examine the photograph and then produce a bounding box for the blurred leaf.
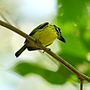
[85,64,90,77]
[13,61,69,84]
[57,0,87,23]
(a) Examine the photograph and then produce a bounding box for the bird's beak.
[58,36,66,43]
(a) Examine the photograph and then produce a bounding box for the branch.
[79,78,84,90]
[0,20,90,82]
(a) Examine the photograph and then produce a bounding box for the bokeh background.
[0,0,90,90]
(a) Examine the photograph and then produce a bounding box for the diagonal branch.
[0,20,90,82]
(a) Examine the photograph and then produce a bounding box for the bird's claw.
[47,48,51,51]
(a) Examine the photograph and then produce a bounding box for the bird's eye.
[54,25,57,29]
[54,25,58,32]
[57,28,61,34]
[54,25,61,34]
[57,28,60,32]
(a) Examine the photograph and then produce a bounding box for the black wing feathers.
[29,22,49,36]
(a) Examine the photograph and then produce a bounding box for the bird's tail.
[15,45,27,57]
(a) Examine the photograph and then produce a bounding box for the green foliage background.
[14,0,90,84]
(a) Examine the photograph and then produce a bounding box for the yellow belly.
[26,25,57,48]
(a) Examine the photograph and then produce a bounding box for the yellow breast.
[33,24,57,45]
[26,24,57,48]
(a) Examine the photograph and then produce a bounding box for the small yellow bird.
[15,22,65,57]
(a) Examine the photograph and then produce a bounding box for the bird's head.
[54,25,66,43]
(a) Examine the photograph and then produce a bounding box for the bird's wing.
[29,22,49,36]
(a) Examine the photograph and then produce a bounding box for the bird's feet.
[42,48,51,53]
[47,48,51,51]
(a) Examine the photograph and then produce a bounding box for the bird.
[15,22,65,57]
